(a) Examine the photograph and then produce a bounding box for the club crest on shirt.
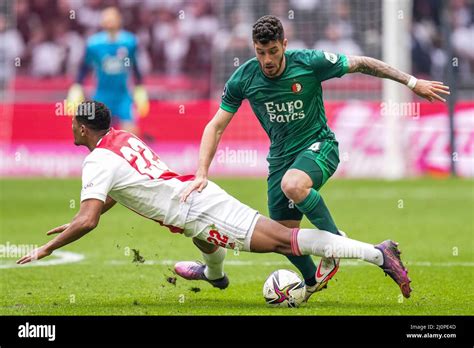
[291,82,303,93]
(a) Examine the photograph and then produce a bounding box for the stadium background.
[0,0,473,177]
[0,0,473,317]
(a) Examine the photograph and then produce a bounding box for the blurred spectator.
[430,34,448,82]
[450,0,474,83]
[214,7,252,52]
[53,20,85,76]
[77,0,104,36]
[413,0,442,26]
[133,7,153,76]
[411,18,436,77]
[212,7,252,85]
[14,0,41,50]
[0,13,25,84]
[29,24,66,77]
[163,21,190,75]
[30,0,58,24]
[152,8,190,75]
[268,0,290,19]
[186,1,219,40]
[450,0,472,27]
[290,0,320,12]
[151,8,173,72]
[333,1,355,39]
[282,20,307,49]
[314,23,362,55]
[182,1,218,74]
[451,21,474,82]
[411,0,474,83]
[312,1,361,55]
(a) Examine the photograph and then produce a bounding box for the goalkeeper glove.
[66,83,85,115]
[133,85,150,118]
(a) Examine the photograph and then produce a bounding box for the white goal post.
[382,0,413,179]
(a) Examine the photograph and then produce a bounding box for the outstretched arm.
[16,199,104,264]
[347,55,450,102]
[180,108,234,202]
[38,196,116,236]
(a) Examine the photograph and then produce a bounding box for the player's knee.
[281,176,307,202]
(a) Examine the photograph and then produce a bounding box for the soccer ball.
[263,269,306,308]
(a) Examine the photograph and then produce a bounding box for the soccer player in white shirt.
[17,101,412,299]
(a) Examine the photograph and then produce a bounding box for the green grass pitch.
[0,177,473,315]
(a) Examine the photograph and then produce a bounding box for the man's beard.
[262,54,284,77]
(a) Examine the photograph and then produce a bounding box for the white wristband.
[407,76,417,89]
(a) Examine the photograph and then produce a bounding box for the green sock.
[296,189,339,235]
[286,255,317,286]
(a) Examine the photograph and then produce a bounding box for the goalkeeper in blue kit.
[67,6,149,134]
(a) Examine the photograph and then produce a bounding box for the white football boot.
[304,230,347,302]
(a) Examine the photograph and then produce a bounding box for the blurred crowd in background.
[412,0,474,84]
[0,0,473,93]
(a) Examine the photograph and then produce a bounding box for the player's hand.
[66,83,85,115]
[412,79,450,103]
[180,175,208,202]
[46,223,70,235]
[16,245,52,265]
[134,85,150,118]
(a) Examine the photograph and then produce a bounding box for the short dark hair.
[252,15,284,44]
[75,101,111,131]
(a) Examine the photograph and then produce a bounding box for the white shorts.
[183,181,260,252]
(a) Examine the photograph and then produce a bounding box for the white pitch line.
[0,251,84,269]
[1,254,472,269]
[105,259,474,267]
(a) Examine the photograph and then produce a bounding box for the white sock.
[295,229,384,266]
[202,247,227,280]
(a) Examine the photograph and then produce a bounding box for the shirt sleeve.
[309,50,349,82]
[76,44,93,84]
[220,71,244,114]
[80,158,114,203]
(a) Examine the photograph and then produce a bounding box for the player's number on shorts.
[120,138,168,179]
[207,229,229,248]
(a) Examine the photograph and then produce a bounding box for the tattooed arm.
[347,55,450,102]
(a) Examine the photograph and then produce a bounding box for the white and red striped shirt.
[80,128,194,232]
